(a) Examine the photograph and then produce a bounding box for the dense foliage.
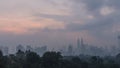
[0,50,120,68]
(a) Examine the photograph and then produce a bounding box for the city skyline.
[0,0,120,52]
[0,36,120,56]
[1,0,120,68]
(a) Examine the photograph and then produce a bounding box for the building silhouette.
[3,47,9,55]
[34,46,47,56]
[77,37,85,54]
[26,45,33,51]
[68,44,73,56]
[0,46,9,55]
[118,35,120,46]
[77,38,80,49]
[16,44,25,52]
[117,35,120,52]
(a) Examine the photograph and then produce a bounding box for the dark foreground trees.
[41,52,62,68]
[0,50,120,68]
[0,50,5,68]
[24,51,41,68]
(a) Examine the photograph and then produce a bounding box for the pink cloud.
[0,16,65,34]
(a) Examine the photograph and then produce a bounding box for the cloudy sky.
[0,0,120,51]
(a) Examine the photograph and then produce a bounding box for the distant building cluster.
[0,44,47,56]
[0,35,120,56]
[16,45,47,56]
[0,46,9,55]
[59,36,120,56]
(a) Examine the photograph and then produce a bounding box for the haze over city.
[1,0,120,68]
[0,0,120,54]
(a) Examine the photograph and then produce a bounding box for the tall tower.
[16,44,25,52]
[77,38,80,49]
[77,37,85,54]
[117,35,120,52]
[68,44,73,55]
[81,38,84,47]
[80,38,85,54]
[118,35,120,46]
[77,38,84,48]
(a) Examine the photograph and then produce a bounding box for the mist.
[0,0,120,56]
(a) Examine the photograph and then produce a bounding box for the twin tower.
[77,38,85,54]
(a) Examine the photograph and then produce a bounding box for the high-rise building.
[81,38,84,47]
[3,47,9,55]
[68,44,73,55]
[26,45,33,51]
[118,35,120,46]
[77,38,80,49]
[16,44,25,52]
[34,46,47,56]
[77,37,85,54]
[0,46,9,55]
[118,35,120,52]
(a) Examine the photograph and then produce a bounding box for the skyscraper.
[81,38,84,47]
[26,45,33,51]
[68,44,73,55]
[118,35,120,46]
[118,35,120,51]
[3,47,9,55]
[0,46,9,55]
[16,44,25,52]
[34,46,47,56]
[77,38,80,49]
[77,37,85,54]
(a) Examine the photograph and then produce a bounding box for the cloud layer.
[0,0,120,50]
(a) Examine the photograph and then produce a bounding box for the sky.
[0,0,120,52]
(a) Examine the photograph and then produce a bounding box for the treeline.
[0,50,120,68]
